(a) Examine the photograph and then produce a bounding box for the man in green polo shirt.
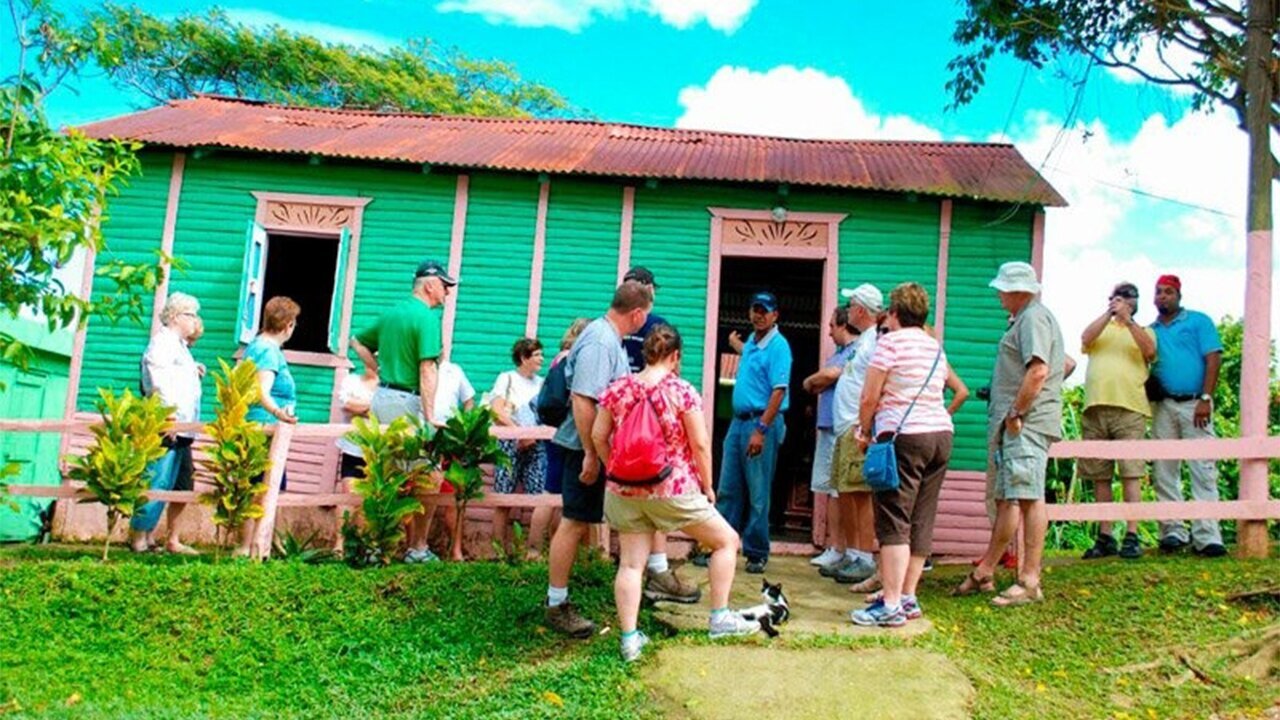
[350,258,456,562]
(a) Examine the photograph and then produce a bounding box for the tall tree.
[76,4,571,117]
[948,0,1277,557]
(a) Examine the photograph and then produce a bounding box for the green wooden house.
[66,95,1065,555]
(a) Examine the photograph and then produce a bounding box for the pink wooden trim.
[250,191,372,212]
[721,244,828,260]
[1238,228,1273,496]
[1049,437,1280,461]
[819,218,840,365]
[9,485,567,509]
[1030,210,1045,277]
[700,215,724,431]
[250,421,294,559]
[4,417,557,440]
[616,186,635,282]
[442,175,469,357]
[934,200,953,343]
[334,204,365,356]
[59,244,98,476]
[525,179,550,339]
[708,207,848,224]
[150,152,187,334]
[1045,500,1280,522]
[231,347,354,368]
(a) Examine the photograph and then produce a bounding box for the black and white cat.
[738,579,790,637]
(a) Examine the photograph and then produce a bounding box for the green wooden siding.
[837,195,941,303]
[944,202,1036,470]
[78,151,174,408]
[537,179,623,354]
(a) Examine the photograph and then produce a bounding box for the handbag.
[862,346,944,493]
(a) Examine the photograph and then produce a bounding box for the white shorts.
[809,428,838,497]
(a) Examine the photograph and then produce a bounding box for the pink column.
[150,152,187,333]
[700,216,724,432]
[1031,210,1045,278]
[442,175,469,357]
[525,179,551,339]
[616,186,635,283]
[933,200,953,343]
[1238,227,1273,557]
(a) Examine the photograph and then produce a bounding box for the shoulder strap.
[889,344,943,439]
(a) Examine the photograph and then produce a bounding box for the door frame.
[700,207,847,427]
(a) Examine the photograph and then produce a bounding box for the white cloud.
[223,8,397,49]
[673,63,1277,381]
[675,65,942,140]
[435,0,756,33]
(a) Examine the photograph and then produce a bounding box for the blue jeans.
[716,417,786,561]
[130,449,181,532]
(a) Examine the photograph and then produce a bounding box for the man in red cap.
[1148,274,1226,557]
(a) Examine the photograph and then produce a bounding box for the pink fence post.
[250,422,295,560]
[1237,226,1274,558]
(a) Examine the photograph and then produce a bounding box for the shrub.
[66,388,172,560]
[199,359,271,550]
[342,414,438,567]
[431,405,509,558]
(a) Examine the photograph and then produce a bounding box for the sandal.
[864,590,884,604]
[991,582,1043,607]
[952,569,996,596]
[848,574,882,596]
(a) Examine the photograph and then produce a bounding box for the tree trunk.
[1236,0,1276,558]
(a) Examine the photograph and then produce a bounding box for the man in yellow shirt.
[1079,282,1156,560]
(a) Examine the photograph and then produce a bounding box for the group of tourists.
[126,247,1229,660]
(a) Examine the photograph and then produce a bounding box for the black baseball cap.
[415,259,457,286]
[623,266,659,288]
[750,292,779,312]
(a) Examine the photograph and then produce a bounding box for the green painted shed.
[65,95,1065,556]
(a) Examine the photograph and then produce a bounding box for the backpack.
[606,383,672,486]
[535,359,571,427]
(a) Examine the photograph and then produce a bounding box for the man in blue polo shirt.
[1149,274,1226,557]
[716,291,793,574]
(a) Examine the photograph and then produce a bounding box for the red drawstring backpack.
[606,384,672,486]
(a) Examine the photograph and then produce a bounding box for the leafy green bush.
[272,529,335,565]
[66,388,172,560]
[342,414,438,567]
[199,359,271,549]
[431,405,510,558]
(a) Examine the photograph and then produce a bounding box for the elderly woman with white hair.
[130,292,205,554]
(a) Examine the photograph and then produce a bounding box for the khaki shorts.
[993,427,1052,502]
[604,491,718,534]
[832,428,870,494]
[1078,405,1148,481]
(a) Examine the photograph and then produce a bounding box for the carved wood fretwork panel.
[264,201,354,230]
[723,219,828,249]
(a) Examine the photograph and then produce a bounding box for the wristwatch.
[1198,393,1212,403]
[755,421,770,434]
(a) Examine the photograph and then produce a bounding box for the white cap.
[989,261,1041,294]
[840,283,884,312]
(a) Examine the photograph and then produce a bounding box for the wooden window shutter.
[237,221,268,344]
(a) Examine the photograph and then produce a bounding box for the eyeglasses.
[179,312,199,318]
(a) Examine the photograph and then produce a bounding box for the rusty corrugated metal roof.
[78,96,1067,206]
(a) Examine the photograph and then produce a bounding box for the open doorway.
[711,256,825,541]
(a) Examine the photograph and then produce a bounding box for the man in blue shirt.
[621,267,668,373]
[716,291,793,573]
[1149,274,1226,557]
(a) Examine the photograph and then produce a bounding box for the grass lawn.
[2,544,1278,719]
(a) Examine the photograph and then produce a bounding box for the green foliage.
[1,0,161,367]
[66,388,172,560]
[272,529,335,565]
[342,414,438,568]
[0,460,20,513]
[432,406,510,557]
[198,359,271,547]
[491,521,527,567]
[77,4,571,117]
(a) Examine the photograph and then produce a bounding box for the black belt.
[382,383,418,394]
[1166,393,1199,402]
[734,410,765,421]
[162,436,195,450]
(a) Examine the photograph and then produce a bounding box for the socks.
[547,585,568,608]
[621,629,640,640]
[647,552,669,574]
[710,606,730,619]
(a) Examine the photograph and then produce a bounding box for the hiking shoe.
[1195,543,1228,558]
[545,601,596,639]
[902,595,923,620]
[818,555,849,578]
[1082,534,1118,560]
[923,557,934,572]
[620,631,650,662]
[644,568,702,604]
[709,610,762,639]
[850,599,907,627]
[689,549,710,568]
[404,548,440,564]
[834,556,877,584]
[810,547,844,568]
[1159,535,1189,554]
[1119,532,1143,560]
[745,557,768,574]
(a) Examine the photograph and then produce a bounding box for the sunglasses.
[1111,290,1139,300]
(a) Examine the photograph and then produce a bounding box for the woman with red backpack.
[591,325,760,663]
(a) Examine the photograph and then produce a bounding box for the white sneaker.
[810,547,843,568]
[709,611,761,639]
[621,631,650,662]
[404,548,440,564]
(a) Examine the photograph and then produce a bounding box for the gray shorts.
[809,429,838,496]
[369,387,423,425]
[993,427,1052,501]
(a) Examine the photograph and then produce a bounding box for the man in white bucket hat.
[955,261,1064,607]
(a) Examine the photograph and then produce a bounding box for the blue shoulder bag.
[862,346,943,493]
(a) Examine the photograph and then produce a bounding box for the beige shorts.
[833,428,870,494]
[604,491,719,534]
[993,427,1052,502]
[1078,405,1148,481]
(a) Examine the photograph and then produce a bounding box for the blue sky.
[6,0,1268,350]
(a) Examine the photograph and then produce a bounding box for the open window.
[237,221,350,354]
